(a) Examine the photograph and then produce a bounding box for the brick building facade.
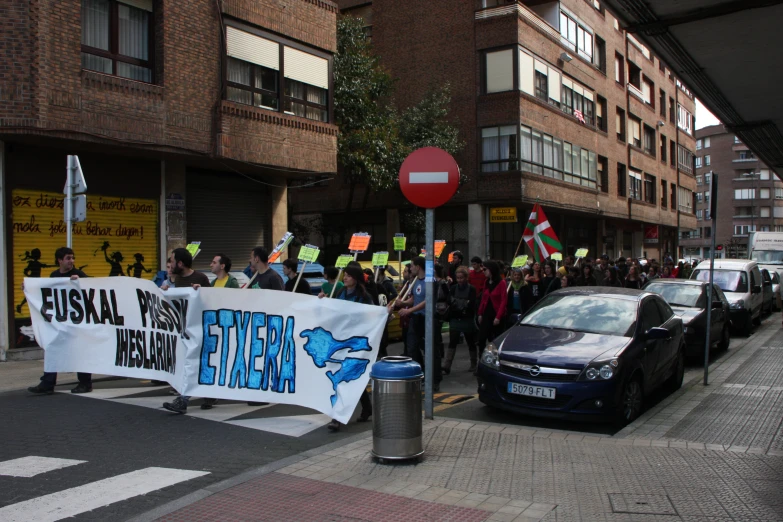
[292,0,697,264]
[0,0,338,356]
[680,125,783,260]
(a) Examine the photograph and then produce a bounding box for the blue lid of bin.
[371,356,423,379]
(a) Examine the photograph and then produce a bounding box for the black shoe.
[201,399,218,410]
[442,368,451,375]
[71,383,93,394]
[28,384,54,395]
[163,396,188,414]
[247,402,268,406]
[434,383,441,393]
[327,419,341,431]
[358,408,372,422]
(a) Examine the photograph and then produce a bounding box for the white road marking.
[226,414,332,437]
[187,402,273,422]
[57,386,170,400]
[0,456,86,478]
[0,467,209,522]
[409,171,449,184]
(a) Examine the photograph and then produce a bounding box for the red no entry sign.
[399,147,460,209]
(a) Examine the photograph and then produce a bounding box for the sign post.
[399,147,460,420]
[64,156,88,248]
[294,244,320,293]
[704,171,718,385]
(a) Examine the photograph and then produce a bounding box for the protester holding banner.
[170,248,210,289]
[247,247,284,290]
[444,266,478,375]
[505,268,533,329]
[210,254,239,288]
[477,261,508,372]
[27,247,94,395]
[283,259,312,295]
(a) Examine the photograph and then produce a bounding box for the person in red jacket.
[477,260,508,373]
[469,256,487,296]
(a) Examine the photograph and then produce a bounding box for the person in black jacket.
[444,266,478,374]
[506,268,533,328]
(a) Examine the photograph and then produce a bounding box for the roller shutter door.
[186,171,271,270]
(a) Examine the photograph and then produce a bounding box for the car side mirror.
[752,285,762,294]
[646,327,670,340]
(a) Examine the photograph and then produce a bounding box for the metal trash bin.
[370,356,424,461]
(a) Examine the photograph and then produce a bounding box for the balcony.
[475,0,563,44]
[733,157,758,163]
[628,83,645,103]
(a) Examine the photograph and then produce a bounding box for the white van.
[691,259,763,335]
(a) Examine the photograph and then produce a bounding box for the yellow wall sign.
[11,189,158,320]
[490,207,517,223]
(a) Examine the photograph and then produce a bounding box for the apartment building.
[680,125,783,259]
[0,0,338,355]
[291,0,697,262]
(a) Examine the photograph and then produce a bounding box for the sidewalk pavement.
[137,320,783,522]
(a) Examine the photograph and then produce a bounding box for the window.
[696,139,703,150]
[535,66,548,101]
[560,10,594,61]
[628,116,641,148]
[760,188,770,199]
[644,174,656,204]
[738,150,756,160]
[734,136,742,144]
[660,134,667,162]
[642,77,654,106]
[695,156,702,168]
[696,209,703,220]
[671,182,677,208]
[705,190,710,203]
[704,227,711,238]
[518,124,598,188]
[643,125,655,156]
[614,52,624,84]
[704,155,711,166]
[628,61,642,90]
[735,188,756,199]
[696,192,703,203]
[659,89,666,117]
[735,225,756,236]
[669,97,675,123]
[704,171,711,185]
[677,104,693,134]
[760,169,770,180]
[776,188,783,199]
[678,145,694,174]
[761,207,771,218]
[670,141,676,167]
[81,0,154,83]
[481,126,518,172]
[661,179,667,207]
[560,79,594,125]
[225,28,330,122]
[616,107,626,141]
[678,187,693,213]
[696,174,703,184]
[596,96,607,132]
[629,170,642,200]
[595,36,606,73]
[485,49,514,93]
[617,163,627,196]
[598,156,609,193]
[703,137,711,148]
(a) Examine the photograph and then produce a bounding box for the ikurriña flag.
[522,204,562,262]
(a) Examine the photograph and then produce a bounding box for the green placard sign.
[575,248,589,258]
[550,253,563,261]
[393,234,406,252]
[372,251,389,267]
[185,242,201,257]
[298,244,320,263]
[511,255,528,268]
[335,254,353,269]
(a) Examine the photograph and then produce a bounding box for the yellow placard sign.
[12,189,159,319]
[490,207,517,223]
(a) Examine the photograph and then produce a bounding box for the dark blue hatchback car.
[476,288,685,424]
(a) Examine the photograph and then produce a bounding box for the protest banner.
[23,277,387,423]
[348,233,371,254]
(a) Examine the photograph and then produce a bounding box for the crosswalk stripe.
[0,466,209,522]
[0,456,86,478]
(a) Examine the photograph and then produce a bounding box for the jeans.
[41,372,91,389]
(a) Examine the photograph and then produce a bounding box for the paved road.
[0,381,371,521]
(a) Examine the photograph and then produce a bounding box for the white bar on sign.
[0,456,86,478]
[409,171,449,184]
[0,467,210,522]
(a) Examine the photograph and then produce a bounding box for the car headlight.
[729,299,745,310]
[580,359,619,381]
[480,342,499,369]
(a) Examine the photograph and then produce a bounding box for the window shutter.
[226,27,279,70]
[572,84,584,97]
[548,68,561,102]
[486,49,513,93]
[583,90,594,102]
[284,46,329,89]
[518,50,534,95]
[534,60,548,74]
[119,0,153,11]
[562,77,573,90]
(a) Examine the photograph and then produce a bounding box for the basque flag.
[522,204,562,262]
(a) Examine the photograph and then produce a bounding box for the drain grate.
[608,493,678,515]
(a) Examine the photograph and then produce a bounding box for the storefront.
[5,143,161,349]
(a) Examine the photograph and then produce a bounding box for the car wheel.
[753,314,762,326]
[718,324,730,351]
[617,375,643,425]
[742,317,753,337]
[667,348,685,393]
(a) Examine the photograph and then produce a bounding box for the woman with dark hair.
[506,268,533,328]
[560,274,575,288]
[477,261,508,372]
[444,266,478,374]
[660,265,674,279]
[541,262,559,295]
[577,264,597,287]
[602,266,624,288]
[525,261,544,304]
[624,265,644,289]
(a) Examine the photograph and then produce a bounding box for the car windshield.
[645,283,703,308]
[752,250,783,264]
[521,294,637,337]
[693,269,748,293]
